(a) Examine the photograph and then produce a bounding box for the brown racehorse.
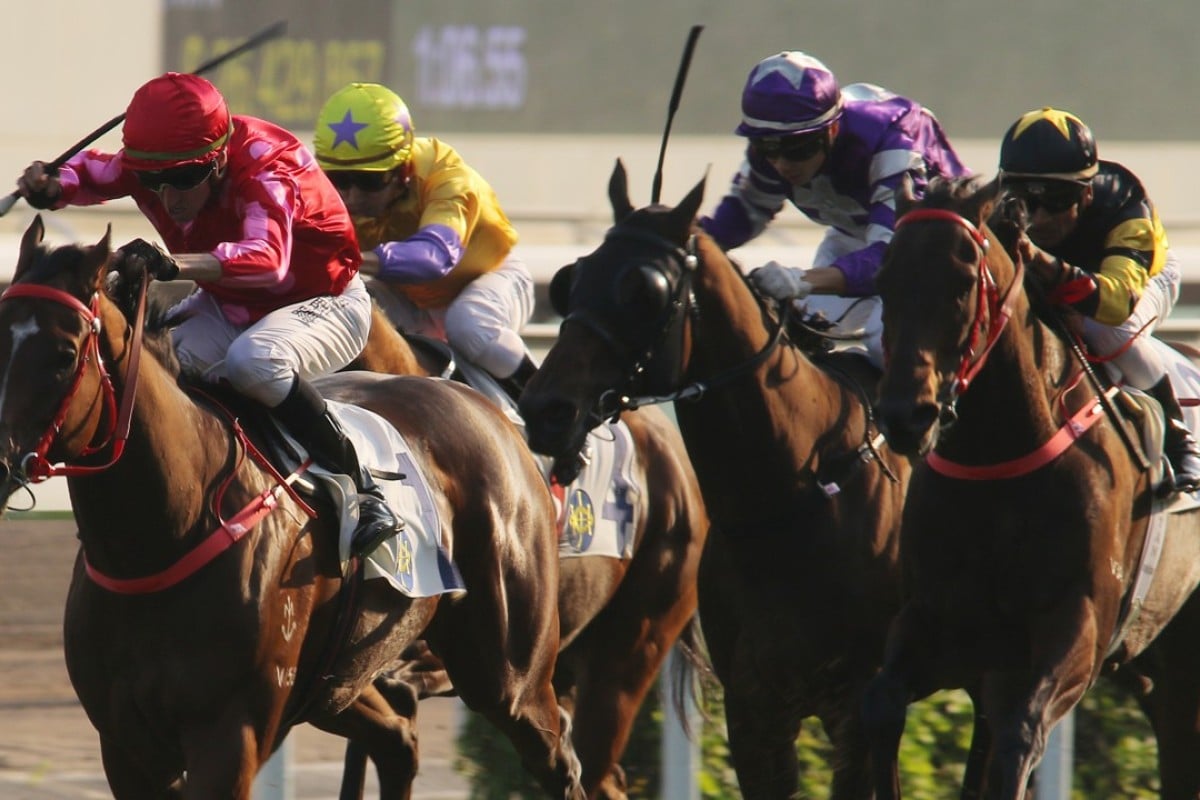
[517,160,912,799]
[863,176,1200,799]
[347,289,710,799]
[3,216,584,799]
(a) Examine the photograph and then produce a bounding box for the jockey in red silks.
[16,72,403,549]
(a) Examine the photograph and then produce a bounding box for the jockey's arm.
[358,250,381,276]
[173,253,224,282]
[804,265,848,294]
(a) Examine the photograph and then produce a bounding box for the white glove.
[749,261,813,301]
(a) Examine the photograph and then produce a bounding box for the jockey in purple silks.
[700,50,971,367]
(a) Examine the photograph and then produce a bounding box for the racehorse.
[863,176,1200,799]
[346,285,711,799]
[517,160,912,799]
[3,216,584,799]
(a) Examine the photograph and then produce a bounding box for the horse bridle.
[562,225,790,421]
[0,278,147,482]
[894,208,1025,426]
[560,225,700,421]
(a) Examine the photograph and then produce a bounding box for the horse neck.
[949,298,1075,459]
[675,239,856,507]
[69,302,237,567]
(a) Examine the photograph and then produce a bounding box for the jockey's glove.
[114,238,180,282]
[749,261,814,301]
[18,161,61,210]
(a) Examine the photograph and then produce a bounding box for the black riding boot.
[273,377,404,554]
[1149,376,1200,494]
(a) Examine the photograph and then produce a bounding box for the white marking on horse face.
[0,317,40,416]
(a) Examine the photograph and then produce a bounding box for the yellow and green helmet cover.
[314,83,415,172]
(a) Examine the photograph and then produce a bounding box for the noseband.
[894,208,1025,426]
[561,225,700,420]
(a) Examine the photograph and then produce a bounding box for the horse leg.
[977,596,1098,800]
[309,683,419,800]
[562,608,696,798]
[720,651,804,800]
[822,704,877,800]
[434,608,584,798]
[98,735,184,799]
[862,603,949,800]
[960,684,992,800]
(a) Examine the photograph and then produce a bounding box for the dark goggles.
[1007,180,1085,214]
[134,160,217,193]
[326,170,393,192]
[750,133,827,162]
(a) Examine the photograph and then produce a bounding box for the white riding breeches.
[1081,251,1181,390]
[168,274,373,407]
[367,255,535,379]
[810,227,884,368]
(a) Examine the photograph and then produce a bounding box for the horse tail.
[668,612,715,738]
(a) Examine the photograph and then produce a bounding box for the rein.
[897,207,1131,479]
[895,208,1024,399]
[1,280,146,480]
[0,277,315,594]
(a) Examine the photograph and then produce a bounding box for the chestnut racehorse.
[348,292,710,799]
[3,216,584,799]
[517,160,912,799]
[863,176,1200,799]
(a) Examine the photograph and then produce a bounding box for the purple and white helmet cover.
[736,51,844,137]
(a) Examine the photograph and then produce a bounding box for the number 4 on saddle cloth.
[406,335,643,560]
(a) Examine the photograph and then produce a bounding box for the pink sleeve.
[210,172,296,289]
[57,151,134,206]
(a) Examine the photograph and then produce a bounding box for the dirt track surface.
[0,517,468,799]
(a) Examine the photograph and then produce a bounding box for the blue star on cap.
[328,110,369,150]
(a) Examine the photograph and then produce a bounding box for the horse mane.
[105,272,182,378]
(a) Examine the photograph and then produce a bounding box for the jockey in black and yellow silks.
[1000,107,1200,494]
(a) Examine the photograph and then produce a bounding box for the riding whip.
[650,24,703,204]
[0,19,288,218]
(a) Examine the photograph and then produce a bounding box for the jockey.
[700,50,971,366]
[1000,107,1200,494]
[312,82,537,401]
[15,72,403,551]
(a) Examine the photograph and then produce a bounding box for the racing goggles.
[134,160,218,193]
[1007,180,1086,214]
[326,170,392,192]
[750,133,827,162]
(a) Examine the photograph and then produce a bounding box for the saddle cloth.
[284,400,466,599]
[451,355,643,560]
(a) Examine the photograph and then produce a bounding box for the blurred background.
[0,2,1197,797]
[3,0,1200,279]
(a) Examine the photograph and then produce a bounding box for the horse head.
[0,216,118,507]
[874,174,1023,456]
[521,159,705,460]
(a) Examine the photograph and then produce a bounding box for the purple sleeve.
[830,241,890,296]
[375,224,463,283]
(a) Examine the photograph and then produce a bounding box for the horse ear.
[548,263,575,317]
[896,173,919,217]
[968,175,1002,228]
[665,174,706,243]
[609,159,634,223]
[84,224,113,289]
[14,214,46,280]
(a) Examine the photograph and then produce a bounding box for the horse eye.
[53,346,78,377]
[616,265,670,313]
